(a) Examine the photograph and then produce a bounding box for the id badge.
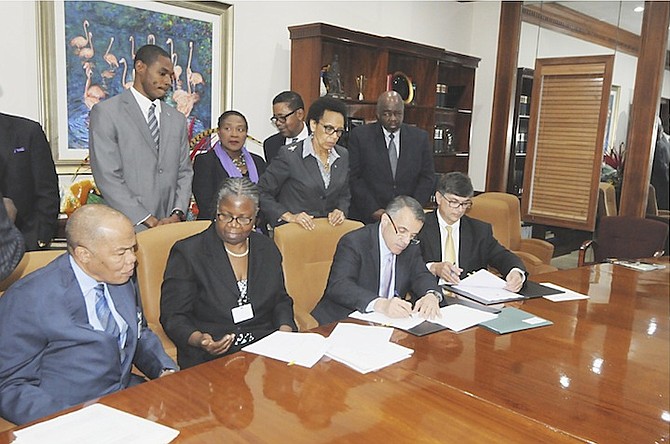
[232,304,254,324]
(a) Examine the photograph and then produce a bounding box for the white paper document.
[431,304,499,332]
[13,403,179,444]
[326,341,414,374]
[541,282,590,302]
[327,322,394,348]
[453,269,524,303]
[242,331,328,368]
[348,310,425,330]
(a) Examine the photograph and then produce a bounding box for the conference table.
[1,259,668,443]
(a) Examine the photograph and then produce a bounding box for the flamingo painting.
[78,32,94,60]
[103,37,119,68]
[69,20,90,55]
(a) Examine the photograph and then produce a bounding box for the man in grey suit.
[89,44,193,231]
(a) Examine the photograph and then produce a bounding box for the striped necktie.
[148,103,159,149]
[95,283,125,364]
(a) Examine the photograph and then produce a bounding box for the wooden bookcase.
[288,23,479,174]
[507,67,534,196]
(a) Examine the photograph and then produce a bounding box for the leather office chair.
[135,221,211,361]
[274,218,363,331]
[467,192,558,275]
[578,216,668,266]
[0,249,65,295]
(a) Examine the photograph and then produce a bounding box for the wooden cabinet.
[507,68,533,196]
[288,23,479,174]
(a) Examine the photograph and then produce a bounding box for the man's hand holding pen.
[430,261,463,284]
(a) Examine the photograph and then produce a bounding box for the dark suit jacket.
[348,122,435,223]
[0,113,59,250]
[263,132,285,165]
[311,223,439,325]
[192,149,267,220]
[160,226,296,369]
[0,254,176,425]
[417,211,526,279]
[258,140,350,227]
[0,190,24,281]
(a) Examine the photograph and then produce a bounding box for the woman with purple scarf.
[193,111,267,221]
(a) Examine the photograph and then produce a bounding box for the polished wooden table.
[1,260,667,443]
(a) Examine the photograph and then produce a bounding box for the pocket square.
[13,147,26,154]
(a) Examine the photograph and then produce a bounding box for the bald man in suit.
[89,44,192,231]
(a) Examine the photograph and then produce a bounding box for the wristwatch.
[426,289,443,303]
[170,209,186,221]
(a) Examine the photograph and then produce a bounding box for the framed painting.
[603,84,620,153]
[37,1,232,169]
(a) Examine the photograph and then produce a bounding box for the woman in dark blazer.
[258,97,350,230]
[193,110,267,220]
[160,177,296,369]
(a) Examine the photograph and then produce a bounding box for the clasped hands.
[431,262,524,292]
[283,209,345,230]
[374,293,441,320]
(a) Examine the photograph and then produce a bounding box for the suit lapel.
[369,223,382,288]
[374,124,394,180]
[202,226,240,298]
[121,91,158,159]
[459,216,474,272]
[424,211,441,262]
[326,146,346,196]
[59,256,91,327]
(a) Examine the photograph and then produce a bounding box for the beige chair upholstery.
[0,416,14,433]
[467,192,557,275]
[598,182,618,218]
[0,250,66,294]
[135,221,211,361]
[274,218,363,331]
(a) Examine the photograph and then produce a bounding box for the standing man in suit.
[312,195,441,325]
[0,204,177,425]
[263,91,309,165]
[417,172,526,291]
[348,91,435,224]
[89,44,193,231]
[0,112,60,250]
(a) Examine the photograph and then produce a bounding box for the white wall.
[0,0,497,190]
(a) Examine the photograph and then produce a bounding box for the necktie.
[95,284,121,346]
[148,103,159,149]
[379,253,394,298]
[388,133,398,178]
[444,226,456,264]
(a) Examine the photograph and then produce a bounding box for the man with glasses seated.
[312,195,441,325]
[417,172,526,292]
[258,96,351,230]
[348,91,435,224]
[263,91,309,165]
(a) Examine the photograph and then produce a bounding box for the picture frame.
[603,84,620,153]
[37,1,232,170]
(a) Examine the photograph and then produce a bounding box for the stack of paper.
[13,403,179,444]
[325,323,413,374]
[452,269,525,304]
[349,305,498,333]
[541,282,589,302]
[241,331,328,368]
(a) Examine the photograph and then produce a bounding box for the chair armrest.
[513,251,558,275]
[295,310,319,332]
[578,240,595,267]
[518,238,555,264]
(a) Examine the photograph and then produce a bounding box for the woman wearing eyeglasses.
[258,96,350,230]
[192,110,267,221]
[160,177,296,369]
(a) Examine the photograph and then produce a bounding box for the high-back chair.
[0,249,66,295]
[274,218,363,331]
[578,216,668,266]
[467,192,557,275]
[135,221,211,360]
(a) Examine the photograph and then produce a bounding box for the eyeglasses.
[440,193,473,210]
[216,213,254,225]
[386,213,420,245]
[320,123,345,137]
[270,108,300,125]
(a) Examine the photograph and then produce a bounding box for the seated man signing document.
[417,172,526,292]
[312,196,442,325]
[0,205,177,425]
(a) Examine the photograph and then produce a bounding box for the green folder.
[478,307,553,334]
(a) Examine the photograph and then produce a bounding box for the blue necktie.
[95,284,122,351]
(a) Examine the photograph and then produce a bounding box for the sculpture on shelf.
[356,75,366,101]
[326,55,344,98]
